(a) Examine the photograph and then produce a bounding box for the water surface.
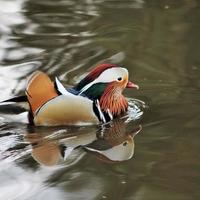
[0,0,200,199]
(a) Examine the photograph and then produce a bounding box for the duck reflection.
[24,119,142,166]
[84,119,142,163]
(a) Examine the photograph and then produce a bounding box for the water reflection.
[24,119,142,166]
[0,0,200,199]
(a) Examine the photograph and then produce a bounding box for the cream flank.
[34,95,98,126]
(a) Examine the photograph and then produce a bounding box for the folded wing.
[26,71,58,114]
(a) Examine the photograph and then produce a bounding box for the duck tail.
[1,95,28,103]
[0,95,29,113]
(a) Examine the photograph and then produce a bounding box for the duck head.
[74,63,139,117]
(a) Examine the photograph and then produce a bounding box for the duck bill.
[126,81,139,89]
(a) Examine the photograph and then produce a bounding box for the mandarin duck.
[2,63,139,126]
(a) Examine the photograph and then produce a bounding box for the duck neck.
[99,84,128,117]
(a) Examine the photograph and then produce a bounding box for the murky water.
[0,0,200,199]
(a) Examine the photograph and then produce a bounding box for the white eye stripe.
[79,67,129,95]
[96,67,128,83]
[79,67,128,95]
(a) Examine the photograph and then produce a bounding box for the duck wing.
[26,71,59,114]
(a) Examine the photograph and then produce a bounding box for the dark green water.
[0,0,199,199]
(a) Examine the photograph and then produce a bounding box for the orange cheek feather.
[99,81,128,116]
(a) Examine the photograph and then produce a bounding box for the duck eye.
[117,77,122,81]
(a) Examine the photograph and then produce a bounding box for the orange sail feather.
[26,71,58,114]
